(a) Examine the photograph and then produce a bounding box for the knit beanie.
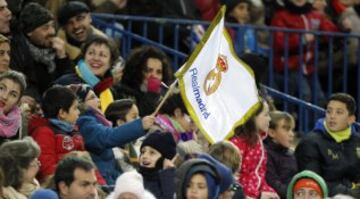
[293,178,323,198]
[198,153,235,194]
[58,1,90,26]
[68,84,92,103]
[113,171,144,199]
[29,189,59,199]
[20,3,54,33]
[140,131,176,160]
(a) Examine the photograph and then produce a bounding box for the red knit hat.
[293,178,323,198]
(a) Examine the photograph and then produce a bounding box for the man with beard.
[57,1,107,62]
[9,2,72,101]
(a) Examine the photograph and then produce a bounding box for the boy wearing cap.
[138,131,177,199]
[57,1,107,61]
[287,170,328,199]
[10,3,72,100]
[296,93,360,197]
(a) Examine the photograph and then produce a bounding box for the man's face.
[64,13,92,42]
[0,0,11,34]
[27,20,56,48]
[59,168,97,199]
[325,100,355,132]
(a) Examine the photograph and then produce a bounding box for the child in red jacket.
[29,85,85,182]
[230,99,279,199]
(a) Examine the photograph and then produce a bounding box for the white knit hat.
[106,171,157,199]
[113,171,144,199]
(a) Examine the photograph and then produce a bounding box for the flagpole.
[151,79,179,116]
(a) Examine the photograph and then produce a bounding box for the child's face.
[139,146,162,168]
[124,104,139,123]
[186,173,208,199]
[118,193,139,199]
[312,0,327,13]
[292,0,307,7]
[325,100,355,132]
[84,90,100,110]
[59,100,80,124]
[229,3,250,24]
[294,188,321,199]
[255,102,271,133]
[0,78,21,114]
[269,119,295,148]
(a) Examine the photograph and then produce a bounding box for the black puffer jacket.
[295,118,360,197]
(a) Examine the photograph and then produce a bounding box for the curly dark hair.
[122,45,173,90]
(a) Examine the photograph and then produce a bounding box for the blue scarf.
[76,59,99,86]
[49,118,74,134]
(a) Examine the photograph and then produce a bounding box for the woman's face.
[0,42,10,73]
[23,158,40,183]
[186,173,208,199]
[255,102,271,133]
[85,43,111,77]
[143,58,163,83]
[0,78,21,114]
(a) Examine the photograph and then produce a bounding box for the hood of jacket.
[28,115,50,136]
[286,170,328,199]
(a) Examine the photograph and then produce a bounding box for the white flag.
[175,6,260,143]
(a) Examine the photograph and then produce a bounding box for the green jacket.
[287,170,328,199]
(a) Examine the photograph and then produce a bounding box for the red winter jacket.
[230,135,276,198]
[28,115,85,181]
[194,0,220,21]
[271,9,338,74]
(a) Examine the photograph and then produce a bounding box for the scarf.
[25,38,56,73]
[0,107,21,138]
[90,107,112,127]
[49,118,75,135]
[76,59,114,112]
[324,121,351,143]
[18,179,40,197]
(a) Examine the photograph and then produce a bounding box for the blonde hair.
[208,141,241,173]
[269,111,295,130]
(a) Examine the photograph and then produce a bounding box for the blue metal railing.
[92,13,360,133]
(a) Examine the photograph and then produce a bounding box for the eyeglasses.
[29,159,41,167]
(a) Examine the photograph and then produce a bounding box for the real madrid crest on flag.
[204,55,228,96]
[175,6,260,143]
